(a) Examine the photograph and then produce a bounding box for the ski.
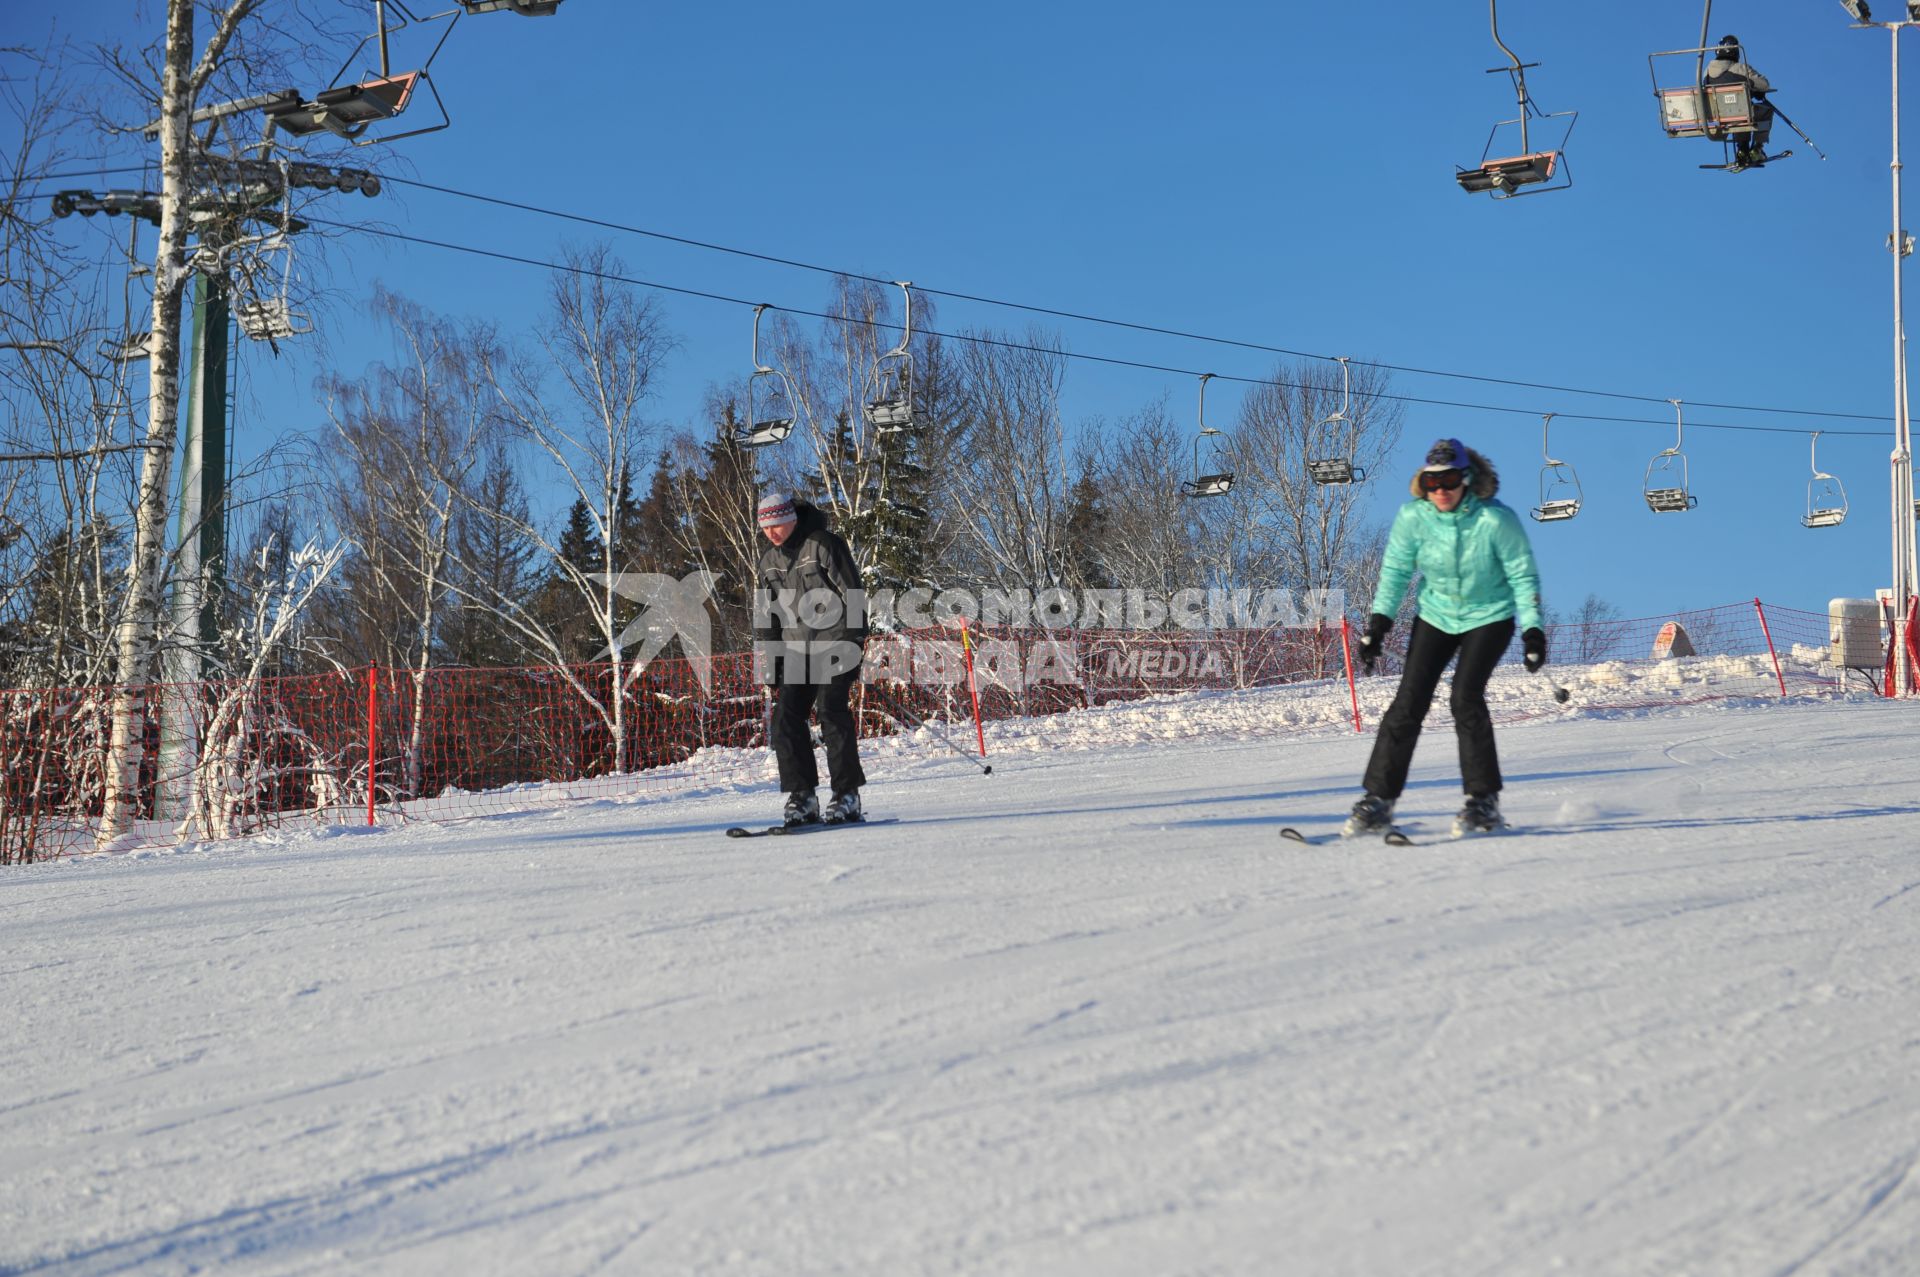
[1705,148,1790,173]
[1279,824,1416,848]
[725,817,898,839]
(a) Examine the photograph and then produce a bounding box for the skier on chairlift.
[1705,34,1774,168]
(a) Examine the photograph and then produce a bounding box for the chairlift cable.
[353,173,1889,425]
[304,216,1895,442]
[8,164,151,184]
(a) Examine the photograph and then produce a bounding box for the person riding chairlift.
[1705,34,1774,168]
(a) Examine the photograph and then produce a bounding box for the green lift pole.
[158,270,229,818]
[174,269,230,658]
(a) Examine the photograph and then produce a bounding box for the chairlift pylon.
[1306,356,1367,486]
[1455,0,1577,198]
[736,303,802,449]
[861,281,916,434]
[1644,398,1699,513]
[1530,412,1583,522]
[1182,373,1235,498]
[1803,430,1848,528]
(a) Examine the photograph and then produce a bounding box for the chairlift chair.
[1644,398,1699,513]
[1530,412,1583,521]
[1803,430,1848,528]
[1182,373,1235,498]
[736,304,802,449]
[261,3,461,147]
[235,170,313,344]
[99,331,152,363]
[1646,15,1823,172]
[459,0,566,13]
[1647,53,1793,170]
[862,281,916,434]
[235,246,313,341]
[1455,0,1577,199]
[263,71,435,142]
[1306,356,1367,486]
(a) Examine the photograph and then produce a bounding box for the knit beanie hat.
[1422,438,1470,472]
[756,491,798,528]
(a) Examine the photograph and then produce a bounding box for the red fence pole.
[366,664,378,827]
[1340,615,1363,732]
[960,624,987,758]
[1905,598,1920,696]
[1885,598,1899,698]
[1752,599,1788,698]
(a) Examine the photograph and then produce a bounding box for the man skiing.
[753,491,869,826]
[1347,439,1546,839]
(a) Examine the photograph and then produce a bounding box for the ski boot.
[1452,793,1505,838]
[783,790,821,828]
[1342,794,1396,839]
[823,789,863,825]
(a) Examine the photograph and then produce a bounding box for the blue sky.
[12,0,1920,621]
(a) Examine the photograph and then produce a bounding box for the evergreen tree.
[531,498,606,662]
[629,449,688,577]
[1061,466,1116,591]
[686,411,763,653]
[556,498,605,574]
[447,449,541,666]
[822,333,957,599]
[612,460,644,572]
[825,408,931,596]
[0,517,126,686]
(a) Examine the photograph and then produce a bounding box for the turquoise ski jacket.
[1369,460,1543,635]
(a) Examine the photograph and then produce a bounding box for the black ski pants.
[770,664,867,797]
[1362,616,1515,801]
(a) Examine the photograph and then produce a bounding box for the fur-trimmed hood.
[1407,447,1500,501]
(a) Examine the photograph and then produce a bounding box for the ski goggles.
[1419,468,1467,492]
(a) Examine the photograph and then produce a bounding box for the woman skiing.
[1347,438,1546,839]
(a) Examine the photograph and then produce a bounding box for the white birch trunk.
[100,0,195,845]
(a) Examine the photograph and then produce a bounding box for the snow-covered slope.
[5,687,1918,1275]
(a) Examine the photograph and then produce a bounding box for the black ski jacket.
[753,502,868,650]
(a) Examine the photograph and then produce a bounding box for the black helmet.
[1717,34,1742,54]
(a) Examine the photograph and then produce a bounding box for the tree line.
[3,246,1418,691]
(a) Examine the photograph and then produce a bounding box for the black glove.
[1356,613,1392,674]
[1522,627,1547,673]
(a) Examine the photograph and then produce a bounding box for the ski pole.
[1534,668,1572,704]
[1768,104,1825,159]
[892,696,993,775]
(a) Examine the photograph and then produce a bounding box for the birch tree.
[661,402,765,655]
[466,243,674,774]
[774,278,941,585]
[100,0,270,841]
[320,291,490,797]
[178,533,344,842]
[938,328,1072,591]
[0,45,143,691]
[1228,358,1405,608]
[1087,398,1198,601]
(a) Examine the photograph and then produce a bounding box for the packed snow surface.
[5,680,1919,1275]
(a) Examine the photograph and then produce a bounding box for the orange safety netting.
[0,600,1902,862]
